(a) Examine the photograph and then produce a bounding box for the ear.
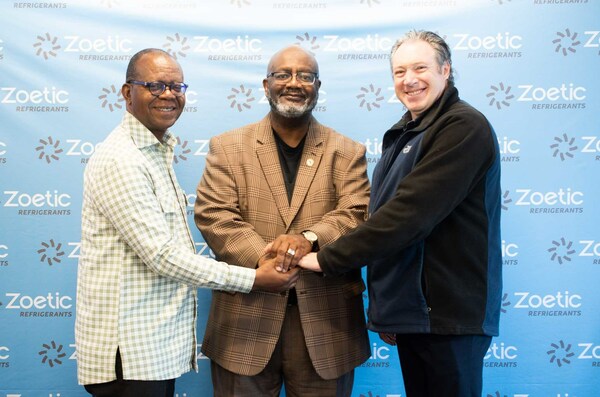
[121,83,132,105]
[262,79,270,98]
[442,62,451,80]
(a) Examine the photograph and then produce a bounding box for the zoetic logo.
[360,0,381,7]
[228,85,255,112]
[357,84,385,111]
[547,238,600,265]
[500,293,511,313]
[553,28,581,56]
[0,345,9,360]
[174,137,191,164]
[295,32,320,54]
[500,190,512,211]
[501,187,584,214]
[231,0,251,7]
[548,237,576,265]
[486,82,514,109]
[100,0,121,8]
[359,392,379,397]
[99,84,125,112]
[35,136,63,163]
[37,239,65,266]
[550,133,578,161]
[163,33,191,59]
[547,340,575,367]
[33,33,61,60]
[39,340,66,367]
[484,342,518,368]
[486,392,509,397]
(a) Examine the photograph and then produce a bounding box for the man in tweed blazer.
[194,45,371,396]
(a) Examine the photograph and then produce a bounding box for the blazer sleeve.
[194,134,267,268]
[309,138,370,248]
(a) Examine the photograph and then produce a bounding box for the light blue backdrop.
[1,0,599,396]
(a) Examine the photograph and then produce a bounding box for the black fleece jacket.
[317,84,502,336]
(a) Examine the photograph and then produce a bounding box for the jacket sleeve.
[318,110,497,276]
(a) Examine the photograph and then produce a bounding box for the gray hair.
[390,30,454,84]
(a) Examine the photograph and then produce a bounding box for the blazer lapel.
[288,117,323,227]
[255,116,292,223]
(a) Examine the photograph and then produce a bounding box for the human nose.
[285,73,302,87]
[403,69,418,85]
[159,85,177,97]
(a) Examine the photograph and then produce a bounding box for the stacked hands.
[259,235,397,346]
[264,234,321,273]
[252,234,321,293]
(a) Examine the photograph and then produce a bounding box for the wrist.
[301,230,319,252]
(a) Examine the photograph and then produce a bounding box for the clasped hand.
[253,252,299,292]
[263,234,322,273]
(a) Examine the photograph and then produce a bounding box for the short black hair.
[125,48,173,82]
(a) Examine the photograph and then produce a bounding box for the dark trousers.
[395,334,492,397]
[84,349,175,397]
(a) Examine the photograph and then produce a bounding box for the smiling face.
[391,39,450,120]
[263,46,320,119]
[122,52,185,141]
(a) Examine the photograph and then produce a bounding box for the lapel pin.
[306,159,314,167]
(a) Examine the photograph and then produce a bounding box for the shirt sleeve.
[88,153,255,293]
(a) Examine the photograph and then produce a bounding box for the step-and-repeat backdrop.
[1,0,599,396]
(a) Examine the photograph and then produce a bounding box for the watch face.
[303,231,317,243]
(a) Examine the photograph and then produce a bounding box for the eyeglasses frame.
[126,80,188,97]
[266,71,319,85]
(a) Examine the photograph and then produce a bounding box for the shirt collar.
[123,111,177,149]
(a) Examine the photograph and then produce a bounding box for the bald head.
[126,48,182,82]
[267,45,319,76]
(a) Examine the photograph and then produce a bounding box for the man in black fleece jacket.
[294,30,502,397]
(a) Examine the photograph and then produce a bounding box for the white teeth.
[157,107,175,111]
[406,89,424,96]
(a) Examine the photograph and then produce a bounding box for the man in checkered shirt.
[75,48,299,397]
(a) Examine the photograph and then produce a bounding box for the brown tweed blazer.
[194,114,371,379]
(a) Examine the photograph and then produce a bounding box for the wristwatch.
[301,230,319,252]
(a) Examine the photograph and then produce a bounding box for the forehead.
[269,47,318,72]
[391,39,437,68]
[136,53,183,80]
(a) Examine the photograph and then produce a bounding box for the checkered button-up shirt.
[76,112,255,384]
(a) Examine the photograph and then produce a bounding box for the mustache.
[280,88,304,95]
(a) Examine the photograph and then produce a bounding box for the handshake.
[251,233,322,293]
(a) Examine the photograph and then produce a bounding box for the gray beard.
[268,93,318,118]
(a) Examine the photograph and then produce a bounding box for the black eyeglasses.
[266,71,318,85]
[127,80,188,97]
